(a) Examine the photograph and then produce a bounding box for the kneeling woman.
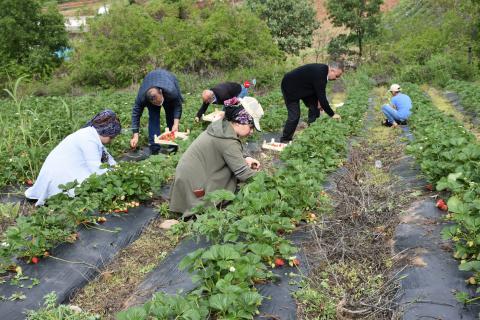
[170,97,264,216]
[25,110,121,205]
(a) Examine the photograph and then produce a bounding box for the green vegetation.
[71,1,282,87]
[446,80,480,116]
[405,83,480,303]
[327,0,383,58]
[116,74,371,319]
[0,0,67,86]
[246,0,319,55]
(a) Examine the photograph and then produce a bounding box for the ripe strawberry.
[425,184,433,191]
[439,203,448,211]
[244,80,251,88]
[25,179,33,186]
[436,199,446,208]
[31,257,39,264]
[274,258,285,267]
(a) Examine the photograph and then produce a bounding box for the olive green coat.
[169,119,256,214]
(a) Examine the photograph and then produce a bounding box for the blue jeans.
[238,85,248,98]
[382,105,409,123]
[147,105,174,153]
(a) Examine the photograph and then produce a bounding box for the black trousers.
[281,95,320,142]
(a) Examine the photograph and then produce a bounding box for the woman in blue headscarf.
[25,110,122,206]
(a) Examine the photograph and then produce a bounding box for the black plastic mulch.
[392,126,480,319]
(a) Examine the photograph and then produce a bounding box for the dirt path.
[296,92,412,319]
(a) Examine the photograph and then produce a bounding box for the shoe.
[382,119,393,127]
[397,119,408,125]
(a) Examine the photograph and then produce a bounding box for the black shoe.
[397,119,408,125]
[382,119,393,127]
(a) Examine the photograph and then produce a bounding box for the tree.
[0,0,68,78]
[246,0,319,55]
[327,0,383,57]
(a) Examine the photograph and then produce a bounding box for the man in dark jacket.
[130,69,183,154]
[280,62,343,142]
[194,82,249,121]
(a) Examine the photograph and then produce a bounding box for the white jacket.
[25,127,116,205]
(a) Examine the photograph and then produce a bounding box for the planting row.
[446,79,480,119]
[115,74,372,319]
[405,83,480,301]
[0,82,287,189]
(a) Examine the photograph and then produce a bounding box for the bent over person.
[130,69,183,154]
[170,97,263,217]
[195,81,250,122]
[280,62,343,142]
[25,110,121,205]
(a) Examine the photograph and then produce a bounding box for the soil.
[69,218,177,319]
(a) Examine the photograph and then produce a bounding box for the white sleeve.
[79,137,107,175]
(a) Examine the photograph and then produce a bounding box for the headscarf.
[84,109,122,138]
[224,97,254,126]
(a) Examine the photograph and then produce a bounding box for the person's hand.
[194,116,200,123]
[171,123,179,132]
[245,157,261,170]
[332,113,341,120]
[130,133,139,149]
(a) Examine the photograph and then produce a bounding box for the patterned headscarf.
[224,97,254,125]
[84,109,122,138]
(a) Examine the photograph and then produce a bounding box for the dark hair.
[328,61,345,71]
[146,87,162,103]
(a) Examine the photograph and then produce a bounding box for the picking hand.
[245,157,261,170]
[194,116,200,123]
[130,133,139,149]
[332,114,341,120]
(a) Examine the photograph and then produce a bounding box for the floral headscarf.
[84,109,122,138]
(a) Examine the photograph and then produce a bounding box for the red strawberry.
[436,199,446,208]
[274,258,285,267]
[439,203,448,211]
[243,81,251,88]
[425,184,433,191]
[26,179,33,186]
[31,257,39,264]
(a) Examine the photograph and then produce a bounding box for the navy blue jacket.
[131,69,183,133]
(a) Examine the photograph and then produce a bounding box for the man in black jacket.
[280,62,343,142]
[130,69,183,154]
[195,82,249,121]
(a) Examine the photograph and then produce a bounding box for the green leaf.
[248,243,274,258]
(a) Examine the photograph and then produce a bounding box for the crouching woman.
[25,110,122,206]
[169,97,264,217]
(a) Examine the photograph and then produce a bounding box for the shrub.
[71,2,282,88]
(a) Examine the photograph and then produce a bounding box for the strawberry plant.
[117,74,372,319]
[405,82,480,302]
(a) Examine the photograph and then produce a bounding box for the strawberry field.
[1,72,480,319]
